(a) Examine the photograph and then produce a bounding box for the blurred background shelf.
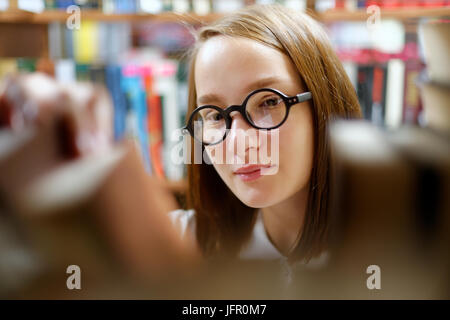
[0,9,222,24]
[1,0,449,196]
[316,7,450,22]
[0,7,449,24]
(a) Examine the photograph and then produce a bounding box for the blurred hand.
[0,72,113,158]
[0,73,202,296]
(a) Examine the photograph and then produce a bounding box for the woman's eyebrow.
[196,76,283,106]
[244,76,282,93]
[197,93,225,106]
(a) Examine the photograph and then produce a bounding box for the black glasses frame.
[181,87,312,146]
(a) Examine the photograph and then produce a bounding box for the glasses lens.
[246,90,287,128]
[191,107,226,144]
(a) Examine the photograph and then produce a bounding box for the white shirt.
[168,208,329,285]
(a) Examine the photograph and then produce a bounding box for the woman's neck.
[260,184,309,257]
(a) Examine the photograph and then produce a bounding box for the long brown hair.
[185,4,362,262]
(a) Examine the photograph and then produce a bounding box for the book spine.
[54,59,76,83]
[356,65,374,121]
[154,61,183,181]
[371,64,387,126]
[403,60,425,125]
[73,21,99,64]
[105,65,127,142]
[121,65,153,173]
[384,59,405,129]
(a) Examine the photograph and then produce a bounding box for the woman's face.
[194,36,314,208]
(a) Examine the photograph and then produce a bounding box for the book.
[0,59,18,80]
[73,21,99,64]
[384,58,405,129]
[419,20,450,85]
[153,60,184,181]
[141,66,165,179]
[105,64,127,141]
[419,81,450,133]
[403,59,424,125]
[356,65,374,121]
[371,64,387,126]
[121,64,152,173]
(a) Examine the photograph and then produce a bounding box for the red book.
[402,0,421,7]
[366,0,380,6]
[335,0,346,8]
[421,0,447,7]
[147,95,165,179]
[403,59,425,125]
[142,66,165,179]
[380,0,403,8]
[371,65,387,125]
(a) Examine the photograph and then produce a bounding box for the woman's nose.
[225,111,259,163]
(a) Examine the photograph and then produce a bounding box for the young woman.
[170,4,362,267]
[0,4,362,286]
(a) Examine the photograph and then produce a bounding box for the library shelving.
[0,7,449,25]
[1,2,449,194]
[0,9,222,24]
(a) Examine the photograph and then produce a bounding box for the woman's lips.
[233,164,272,182]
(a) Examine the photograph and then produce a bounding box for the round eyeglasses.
[181,88,312,146]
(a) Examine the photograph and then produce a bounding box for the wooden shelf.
[315,7,450,22]
[0,9,221,24]
[0,7,449,25]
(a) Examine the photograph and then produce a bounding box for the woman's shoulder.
[168,208,196,239]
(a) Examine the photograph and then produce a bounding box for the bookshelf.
[0,9,222,24]
[1,3,449,195]
[316,7,450,22]
[0,7,449,24]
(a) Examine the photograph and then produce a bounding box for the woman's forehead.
[194,36,299,100]
[195,36,287,75]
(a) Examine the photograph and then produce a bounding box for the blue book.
[357,0,366,8]
[121,66,152,173]
[55,0,76,9]
[64,27,74,60]
[105,65,127,142]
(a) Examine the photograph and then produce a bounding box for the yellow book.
[0,59,18,80]
[73,21,99,64]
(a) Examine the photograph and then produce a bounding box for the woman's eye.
[205,112,222,122]
[260,97,281,108]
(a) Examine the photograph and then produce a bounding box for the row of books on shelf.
[343,57,425,128]
[11,0,308,14]
[5,0,450,16]
[0,51,188,182]
[337,25,424,127]
[48,20,192,63]
[48,21,132,63]
[20,0,450,14]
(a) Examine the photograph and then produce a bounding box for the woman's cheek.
[277,121,295,165]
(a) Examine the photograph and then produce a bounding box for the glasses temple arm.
[296,92,312,103]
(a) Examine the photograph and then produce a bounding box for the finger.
[61,82,114,155]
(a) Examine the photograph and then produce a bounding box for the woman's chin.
[235,189,275,208]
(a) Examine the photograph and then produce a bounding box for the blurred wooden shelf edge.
[0,7,449,25]
[0,9,222,24]
[316,7,450,23]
